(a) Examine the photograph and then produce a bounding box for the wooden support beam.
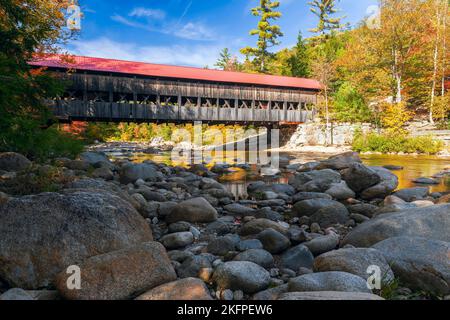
[83,72,87,102]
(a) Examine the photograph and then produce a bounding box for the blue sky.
[68,0,378,68]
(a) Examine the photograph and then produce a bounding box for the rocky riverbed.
[0,151,449,300]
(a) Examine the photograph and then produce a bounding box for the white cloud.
[68,37,221,67]
[175,22,215,41]
[129,7,166,20]
[111,14,148,29]
[111,12,215,41]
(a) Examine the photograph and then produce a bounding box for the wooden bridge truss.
[46,71,319,125]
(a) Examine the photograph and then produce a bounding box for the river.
[101,145,450,199]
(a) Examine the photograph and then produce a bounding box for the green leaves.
[308,0,344,40]
[240,0,283,73]
[333,82,372,123]
[0,0,83,160]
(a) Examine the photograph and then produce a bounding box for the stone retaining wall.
[286,122,373,147]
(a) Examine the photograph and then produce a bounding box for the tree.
[308,0,344,42]
[287,32,310,77]
[267,48,293,76]
[380,102,413,135]
[429,0,449,122]
[0,0,83,160]
[333,82,372,123]
[311,50,336,145]
[240,0,283,73]
[214,48,240,71]
[433,93,450,124]
[338,0,432,108]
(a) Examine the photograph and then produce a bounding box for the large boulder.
[252,285,289,300]
[233,249,274,269]
[160,232,194,250]
[0,190,153,289]
[79,151,110,165]
[342,204,450,247]
[68,178,140,209]
[90,167,114,180]
[131,188,167,202]
[280,244,314,271]
[292,199,349,227]
[247,182,295,198]
[393,187,429,202]
[268,184,296,196]
[166,197,218,224]
[325,181,355,200]
[212,261,271,293]
[373,236,450,295]
[360,167,399,200]
[292,192,332,202]
[347,203,379,218]
[119,162,159,184]
[288,271,371,293]
[176,255,213,279]
[207,236,237,256]
[316,152,362,170]
[0,152,31,172]
[239,218,288,236]
[135,278,212,300]
[303,232,340,256]
[313,248,394,283]
[55,242,176,300]
[279,291,383,300]
[288,169,341,193]
[341,163,380,193]
[0,288,35,301]
[223,203,256,216]
[257,228,291,254]
[325,181,356,200]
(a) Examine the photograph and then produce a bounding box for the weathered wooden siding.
[47,71,318,124]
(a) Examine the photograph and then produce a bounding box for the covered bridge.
[30,55,322,125]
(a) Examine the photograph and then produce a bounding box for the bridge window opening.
[86,91,108,102]
[271,101,283,110]
[60,90,82,101]
[239,100,252,109]
[160,95,178,107]
[288,102,301,111]
[113,93,133,104]
[201,98,216,108]
[181,96,198,107]
[219,99,233,108]
[256,100,269,110]
[137,94,157,105]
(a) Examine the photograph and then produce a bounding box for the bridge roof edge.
[29,54,323,91]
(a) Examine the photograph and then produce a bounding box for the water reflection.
[360,154,450,193]
[108,150,450,197]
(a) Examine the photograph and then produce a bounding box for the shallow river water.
[106,148,450,198]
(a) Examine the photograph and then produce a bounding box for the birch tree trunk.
[324,86,329,146]
[429,2,442,123]
[392,48,403,103]
[441,0,448,96]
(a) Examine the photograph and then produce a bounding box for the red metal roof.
[29,54,322,90]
